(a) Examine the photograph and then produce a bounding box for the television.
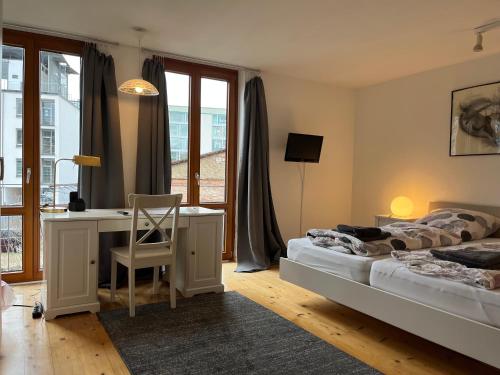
[284,133,323,163]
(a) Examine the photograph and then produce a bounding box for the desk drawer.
[98,217,189,232]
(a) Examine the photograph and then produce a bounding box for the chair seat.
[111,246,173,260]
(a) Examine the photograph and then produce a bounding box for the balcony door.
[162,58,237,260]
[0,29,82,282]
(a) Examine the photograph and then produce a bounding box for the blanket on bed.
[392,246,500,289]
[307,222,462,257]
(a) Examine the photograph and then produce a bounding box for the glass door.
[1,29,83,282]
[164,58,238,260]
[0,34,35,282]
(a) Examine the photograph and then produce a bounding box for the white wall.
[106,44,356,244]
[352,52,500,225]
[261,72,354,242]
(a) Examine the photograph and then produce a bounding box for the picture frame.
[450,80,500,156]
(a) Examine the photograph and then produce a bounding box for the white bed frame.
[279,201,500,369]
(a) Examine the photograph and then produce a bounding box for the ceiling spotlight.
[473,32,483,52]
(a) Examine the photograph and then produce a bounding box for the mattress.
[370,238,500,328]
[287,238,389,284]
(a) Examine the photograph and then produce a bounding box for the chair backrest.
[128,194,182,261]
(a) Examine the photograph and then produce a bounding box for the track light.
[472,19,500,53]
[473,32,483,52]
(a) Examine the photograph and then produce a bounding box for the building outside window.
[16,129,22,147]
[41,99,55,126]
[16,158,22,177]
[16,97,22,117]
[41,129,55,155]
[41,158,54,185]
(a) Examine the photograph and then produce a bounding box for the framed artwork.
[450,81,500,156]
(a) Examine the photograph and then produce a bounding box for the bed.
[279,201,500,369]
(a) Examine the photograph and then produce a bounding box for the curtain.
[236,76,286,272]
[135,57,171,195]
[79,43,126,286]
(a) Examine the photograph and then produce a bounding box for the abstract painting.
[450,81,500,156]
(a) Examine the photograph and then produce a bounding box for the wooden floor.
[1,263,498,375]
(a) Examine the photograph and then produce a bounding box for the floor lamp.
[41,155,101,213]
[284,133,323,236]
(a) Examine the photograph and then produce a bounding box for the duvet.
[307,222,462,257]
[392,247,500,289]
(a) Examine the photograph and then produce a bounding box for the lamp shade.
[390,196,414,218]
[118,79,159,96]
[73,155,101,167]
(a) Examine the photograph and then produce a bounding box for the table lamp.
[41,155,101,213]
[390,196,414,218]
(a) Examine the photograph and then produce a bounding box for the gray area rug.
[98,291,380,375]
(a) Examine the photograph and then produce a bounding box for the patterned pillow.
[415,208,500,242]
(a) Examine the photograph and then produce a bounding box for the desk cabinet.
[176,215,224,297]
[43,221,100,319]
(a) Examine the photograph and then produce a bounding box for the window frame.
[159,56,238,260]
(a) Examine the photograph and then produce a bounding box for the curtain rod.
[4,22,120,46]
[143,48,260,74]
[4,22,261,73]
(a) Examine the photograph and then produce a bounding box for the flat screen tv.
[284,133,323,163]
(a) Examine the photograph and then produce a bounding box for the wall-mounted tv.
[284,133,323,163]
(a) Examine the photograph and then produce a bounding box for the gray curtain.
[79,43,126,285]
[135,57,171,194]
[236,77,286,272]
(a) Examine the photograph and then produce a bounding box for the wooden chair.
[110,193,182,317]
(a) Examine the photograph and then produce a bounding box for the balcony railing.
[1,80,79,107]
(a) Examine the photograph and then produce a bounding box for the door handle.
[0,157,4,181]
[26,167,32,184]
[194,172,200,186]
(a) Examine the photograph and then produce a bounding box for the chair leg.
[153,266,160,295]
[169,263,176,309]
[129,268,135,317]
[110,255,117,302]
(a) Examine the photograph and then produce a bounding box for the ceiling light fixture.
[472,19,500,53]
[118,27,159,96]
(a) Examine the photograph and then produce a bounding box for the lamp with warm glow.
[118,27,159,97]
[41,155,101,213]
[390,196,414,218]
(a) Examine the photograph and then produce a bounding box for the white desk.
[40,207,225,320]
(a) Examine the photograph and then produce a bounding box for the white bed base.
[280,257,500,369]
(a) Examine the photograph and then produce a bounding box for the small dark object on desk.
[117,210,129,215]
[68,191,86,212]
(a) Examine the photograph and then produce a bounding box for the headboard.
[429,201,500,237]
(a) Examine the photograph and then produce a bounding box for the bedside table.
[375,215,417,227]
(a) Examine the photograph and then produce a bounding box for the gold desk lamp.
[41,155,101,213]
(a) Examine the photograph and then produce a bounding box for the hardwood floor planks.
[1,263,497,374]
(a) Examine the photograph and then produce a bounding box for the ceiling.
[4,0,500,87]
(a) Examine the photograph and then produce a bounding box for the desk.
[40,207,225,320]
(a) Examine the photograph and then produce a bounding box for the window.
[41,129,55,155]
[170,110,188,123]
[213,113,226,125]
[16,129,22,147]
[16,159,22,177]
[16,98,22,117]
[41,99,55,126]
[41,159,54,185]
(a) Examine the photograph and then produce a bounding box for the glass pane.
[200,78,227,203]
[166,72,190,203]
[0,216,23,273]
[40,51,81,206]
[0,45,24,206]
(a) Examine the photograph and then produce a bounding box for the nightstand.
[374,214,417,227]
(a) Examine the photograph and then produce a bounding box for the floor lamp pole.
[299,161,305,236]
